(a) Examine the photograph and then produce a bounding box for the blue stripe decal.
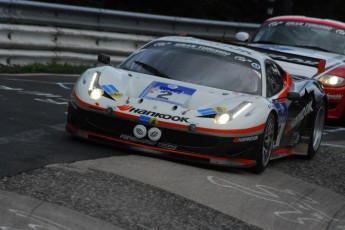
[101,85,112,93]
[197,108,216,115]
[101,84,119,93]
[139,115,151,124]
[107,84,118,92]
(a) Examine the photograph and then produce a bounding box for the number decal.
[157,90,173,100]
[139,81,196,106]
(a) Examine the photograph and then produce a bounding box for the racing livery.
[66,36,327,173]
[236,16,345,124]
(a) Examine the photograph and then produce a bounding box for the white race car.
[66,36,327,173]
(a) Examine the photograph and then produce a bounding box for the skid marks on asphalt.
[0,123,65,145]
[0,84,69,105]
[0,77,74,106]
[207,175,345,229]
[323,126,345,135]
[1,208,70,230]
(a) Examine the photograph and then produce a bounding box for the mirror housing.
[98,53,111,65]
[287,92,300,101]
[235,32,250,42]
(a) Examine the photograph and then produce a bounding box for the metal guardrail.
[0,0,260,66]
[0,23,156,66]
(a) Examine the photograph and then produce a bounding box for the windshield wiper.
[252,40,282,45]
[134,61,170,78]
[293,45,332,53]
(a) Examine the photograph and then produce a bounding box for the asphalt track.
[0,74,345,230]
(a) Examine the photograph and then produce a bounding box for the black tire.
[307,100,326,159]
[251,113,275,174]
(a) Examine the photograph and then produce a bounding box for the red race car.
[237,16,345,125]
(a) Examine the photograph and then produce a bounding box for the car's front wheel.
[307,100,326,159]
[251,113,275,173]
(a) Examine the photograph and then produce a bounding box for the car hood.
[75,66,271,131]
[97,66,259,111]
[249,43,345,77]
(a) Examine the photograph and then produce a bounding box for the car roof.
[267,15,345,29]
[153,36,268,63]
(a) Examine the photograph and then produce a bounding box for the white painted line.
[321,143,345,148]
[70,155,345,230]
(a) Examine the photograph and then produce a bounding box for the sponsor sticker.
[198,106,227,115]
[140,115,159,126]
[117,104,133,111]
[269,21,284,27]
[140,81,196,106]
[153,42,172,47]
[102,84,118,93]
[117,105,189,123]
[233,136,259,143]
[174,43,231,57]
[274,102,288,122]
[336,29,345,36]
[120,134,177,150]
[102,84,123,99]
[109,92,123,98]
[327,94,343,100]
[285,21,332,31]
[251,63,261,70]
[285,101,313,133]
[235,56,252,63]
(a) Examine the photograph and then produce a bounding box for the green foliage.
[0,63,91,74]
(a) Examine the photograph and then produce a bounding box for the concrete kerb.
[0,189,124,230]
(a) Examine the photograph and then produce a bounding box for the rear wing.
[247,46,326,74]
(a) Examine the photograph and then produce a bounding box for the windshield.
[119,40,262,95]
[253,20,345,55]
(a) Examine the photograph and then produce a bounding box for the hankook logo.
[117,105,189,123]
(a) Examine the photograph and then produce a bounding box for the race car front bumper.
[66,101,262,167]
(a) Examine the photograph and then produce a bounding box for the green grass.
[0,63,92,74]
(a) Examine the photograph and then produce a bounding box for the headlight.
[90,88,104,100]
[88,72,104,100]
[319,74,345,87]
[213,101,252,124]
[214,113,231,124]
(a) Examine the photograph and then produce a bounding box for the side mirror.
[235,32,250,42]
[98,53,111,65]
[287,92,300,101]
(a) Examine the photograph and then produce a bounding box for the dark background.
[34,0,344,23]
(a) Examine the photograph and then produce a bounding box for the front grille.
[86,111,133,135]
[84,109,220,148]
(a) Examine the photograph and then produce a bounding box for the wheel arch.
[269,109,279,141]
